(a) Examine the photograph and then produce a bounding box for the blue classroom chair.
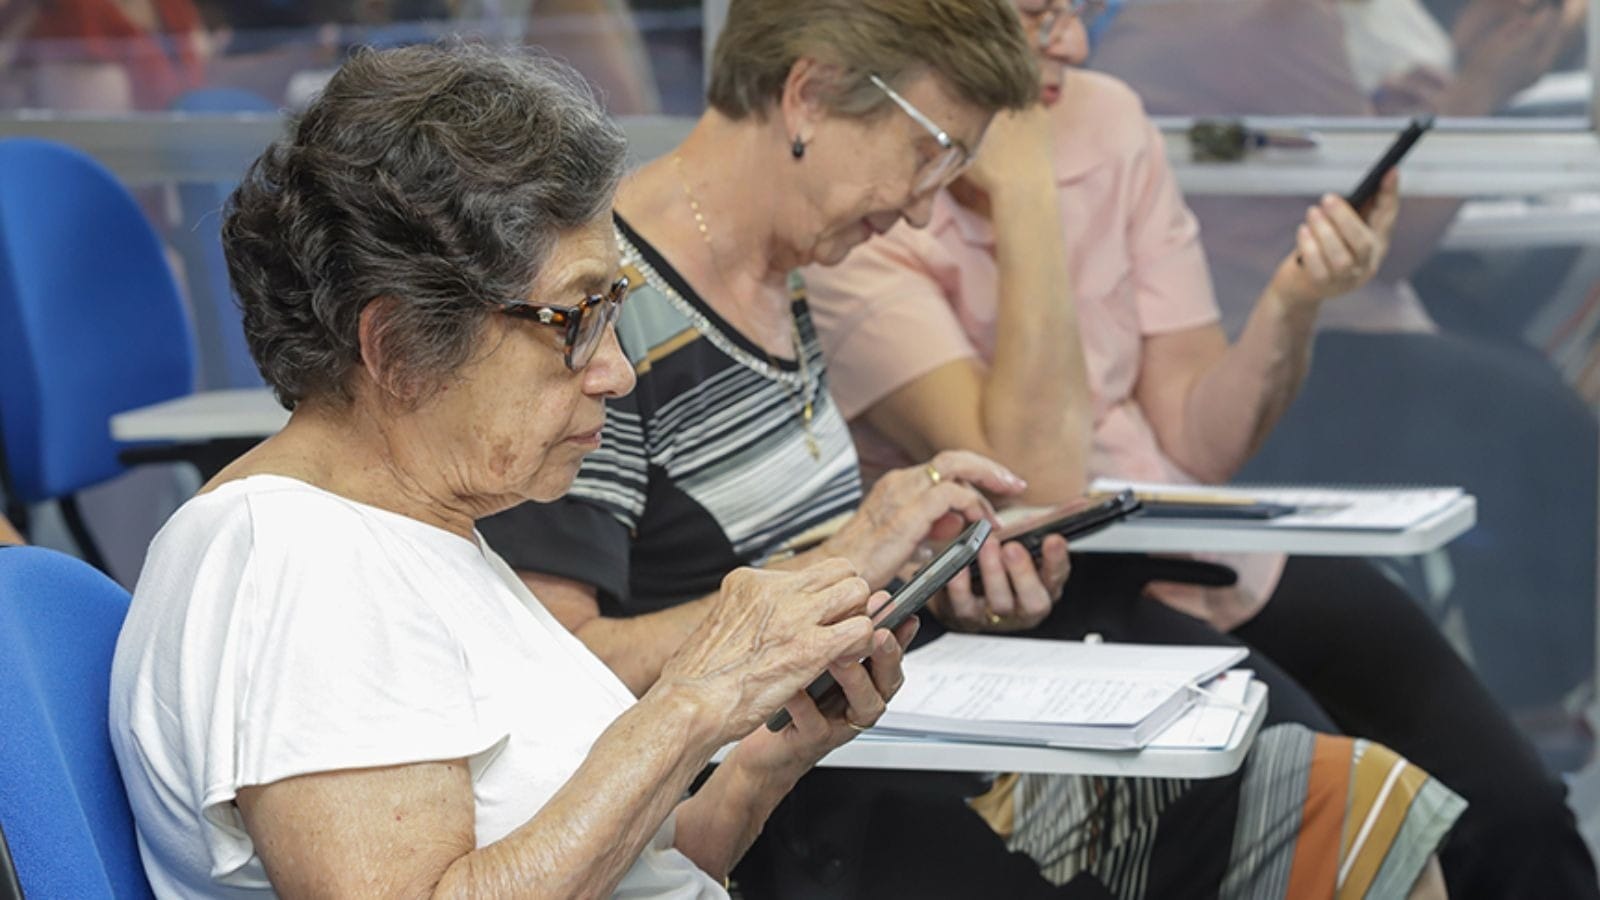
[0,545,153,899]
[0,138,198,570]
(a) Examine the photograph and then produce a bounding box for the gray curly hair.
[223,42,628,409]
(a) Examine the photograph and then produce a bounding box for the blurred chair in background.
[169,87,273,389]
[0,138,197,572]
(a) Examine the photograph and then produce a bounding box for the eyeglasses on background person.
[1017,0,1119,48]
[868,73,978,196]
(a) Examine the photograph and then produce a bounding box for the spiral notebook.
[875,635,1248,750]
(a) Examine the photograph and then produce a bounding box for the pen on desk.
[1093,489,1300,519]
[1188,120,1320,162]
[1144,492,1264,507]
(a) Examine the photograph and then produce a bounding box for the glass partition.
[1090,0,1591,126]
[0,0,708,115]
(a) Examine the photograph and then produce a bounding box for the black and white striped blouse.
[479,216,863,617]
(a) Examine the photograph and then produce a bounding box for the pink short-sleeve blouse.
[806,70,1285,629]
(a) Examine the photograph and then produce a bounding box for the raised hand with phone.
[1271,168,1401,312]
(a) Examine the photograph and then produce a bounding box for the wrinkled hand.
[1269,171,1399,309]
[822,450,1022,588]
[1452,0,1585,110]
[655,559,875,745]
[955,103,1058,199]
[930,533,1071,632]
[731,614,920,775]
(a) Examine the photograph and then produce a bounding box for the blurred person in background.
[193,0,662,113]
[1091,0,1599,765]
[0,0,39,106]
[520,0,661,113]
[12,0,209,109]
[805,1,1598,896]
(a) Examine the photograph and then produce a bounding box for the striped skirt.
[968,725,1465,899]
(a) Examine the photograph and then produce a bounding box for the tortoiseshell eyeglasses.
[495,275,630,371]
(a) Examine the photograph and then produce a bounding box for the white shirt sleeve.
[196,493,508,882]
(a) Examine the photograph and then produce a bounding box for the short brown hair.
[708,0,1037,121]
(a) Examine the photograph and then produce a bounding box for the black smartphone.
[967,489,1143,595]
[1345,115,1433,214]
[765,518,992,733]
[999,489,1144,556]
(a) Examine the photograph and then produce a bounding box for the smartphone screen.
[868,518,993,630]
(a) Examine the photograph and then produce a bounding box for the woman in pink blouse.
[804,1,1599,897]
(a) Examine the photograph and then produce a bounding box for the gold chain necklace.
[670,154,820,460]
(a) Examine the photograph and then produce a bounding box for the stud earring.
[791,136,806,159]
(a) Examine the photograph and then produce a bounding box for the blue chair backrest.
[170,89,275,390]
[0,546,153,898]
[0,138,198,504]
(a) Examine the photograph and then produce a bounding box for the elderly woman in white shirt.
[107,43,941,899]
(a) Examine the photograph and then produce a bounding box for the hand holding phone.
[967,489,1143,596]
[1284,117,1421,295]
[765,518,992,732]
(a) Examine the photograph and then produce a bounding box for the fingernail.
[1322,193,1339,207]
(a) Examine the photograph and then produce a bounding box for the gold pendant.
[805,432,821,460]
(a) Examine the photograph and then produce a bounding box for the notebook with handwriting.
[875,635,1247,750]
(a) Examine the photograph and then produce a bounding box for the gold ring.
[925,464,942,487]
[847,721,869,733]
[987,612,1002,626]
